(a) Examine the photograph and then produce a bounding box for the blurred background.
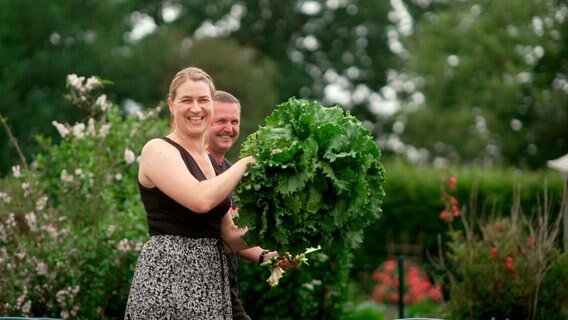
[1,0,566,174]
[1,1,567,318]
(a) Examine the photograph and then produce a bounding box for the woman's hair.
[168,67,215,130]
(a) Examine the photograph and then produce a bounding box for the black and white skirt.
[124,235,232,319]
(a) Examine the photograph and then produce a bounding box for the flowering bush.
[439,176,460,223]
[434,176,568,320]
[0,74,167,318]
[370,259,442,305]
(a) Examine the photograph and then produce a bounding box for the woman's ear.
[167,98,175,130]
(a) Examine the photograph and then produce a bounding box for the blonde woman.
[125,67,254,319]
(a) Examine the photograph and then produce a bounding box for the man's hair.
[214,90,241,111]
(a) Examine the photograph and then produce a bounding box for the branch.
[0,114,29,171]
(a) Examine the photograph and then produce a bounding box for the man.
[208,90,284,320]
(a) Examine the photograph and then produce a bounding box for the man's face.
[208,100,240,155]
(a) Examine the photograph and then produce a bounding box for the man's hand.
[274,253,299,271]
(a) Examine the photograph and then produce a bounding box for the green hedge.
[353,158,564,274]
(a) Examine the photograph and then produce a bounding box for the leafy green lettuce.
[235,98,386,255]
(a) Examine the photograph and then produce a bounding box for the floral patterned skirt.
[124,235,232,319]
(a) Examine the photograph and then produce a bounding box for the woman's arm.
[138,138,254,213]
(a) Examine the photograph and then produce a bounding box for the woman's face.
[168,80,213,137]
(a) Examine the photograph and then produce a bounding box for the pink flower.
[439,210,449,221]
[490,246,498,258]
[428,285,443,302]
[451,206,460,217]
[387,292,399,303]
[505,256,514,273]
[383,260,397,272]
[447,176,457,190]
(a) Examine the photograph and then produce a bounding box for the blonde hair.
[168,67,216,130]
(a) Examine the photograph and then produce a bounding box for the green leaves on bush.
[0,75,166,318]
[235,98,386,255]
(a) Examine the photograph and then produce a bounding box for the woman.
[124,67,254,319]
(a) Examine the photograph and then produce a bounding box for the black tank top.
[138,137,231,238]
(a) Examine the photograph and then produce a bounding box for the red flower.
[387,292,399,303]
[490,246,498,258]
[447,176,457,190]
[451,206,460,217]
[427,285,443,302]
[371,259,442,305]
[505,256,514,273]
[439,210,449,221]
[383,260,396,272]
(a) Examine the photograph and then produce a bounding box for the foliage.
[433,176,568,320]
[369,259,442,306]
[0,0,397,176]
[235,98,386,255]
[396,0,568,167]
[0,75,166,318]
[238,250,352,320]
[353,158,564,275]
[342,301,386,320]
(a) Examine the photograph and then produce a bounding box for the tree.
[392,0,567,168]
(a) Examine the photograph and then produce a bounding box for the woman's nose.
[189,101,201,111]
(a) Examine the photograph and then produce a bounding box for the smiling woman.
[124,66,256,319]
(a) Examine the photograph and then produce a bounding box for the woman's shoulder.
[141,138,174,156]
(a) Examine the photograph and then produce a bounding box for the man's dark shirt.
[211,156,250,320]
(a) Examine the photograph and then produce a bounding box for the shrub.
[433,176,568,320]
[354,160,564,273]
[0,75,166,318]
[238,250,352,320]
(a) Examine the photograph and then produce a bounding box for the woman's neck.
[168,131,207,154]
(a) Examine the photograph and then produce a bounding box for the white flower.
[55,289,67,306]
[114,173,123,181]
[36,196,48,211]
[21,182,30,197]
[52,121,70,138]
[95,94,111,111]
[72,123,85,139]
[44,224,59,239]
[0,224,7,243]
[12,165,21,178]
[16,250,26,260]
[98,123,112,138]
[135,110,146,121]
[25,212,37,232]
[74,168,83,176]
[0,192,11,204]
[66,74,85,91]
[124,148,135,165]
[117,239,131,254]
[7,213,17,228]
[84,76,101,91]
[87,118,96,136]
[60,169,74,183]
[107,225,116,236]
[36,261,48,276]
[21,300,31,315]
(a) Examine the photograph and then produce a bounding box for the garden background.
[1,0,567,319]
